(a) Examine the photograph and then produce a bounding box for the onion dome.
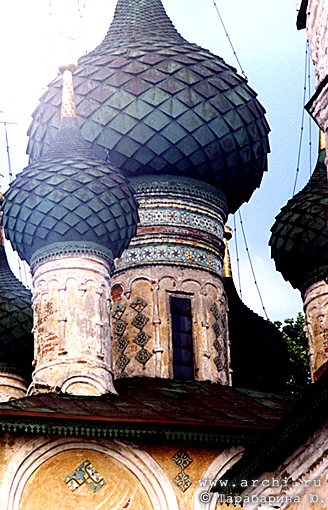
[222,227,290,390]
[0,216,33,379]
[2,67,138,267]
[269,137,328,292]
[27,0,270,213]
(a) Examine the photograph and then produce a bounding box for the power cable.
[1,122,29,286]
[211,0,248,81]
[211,0,269,317]
[238,210,269,321]
[307,43,312,176]
[292,40,309,196]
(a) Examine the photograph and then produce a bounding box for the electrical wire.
[238,210,269,321]
[77,0,86,21]
[307,44,312,176]
[4,123,13,182]
[292,40,309,196]
[211,0,248,81]
[2,123,29,285]
[211,0,270,317]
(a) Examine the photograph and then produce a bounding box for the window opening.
[170,296,194,380]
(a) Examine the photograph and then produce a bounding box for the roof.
[27,0,270,214]
[212,363,328,493]
[100,0,185,45]
[224,276,291,390]
[0,378,296,445]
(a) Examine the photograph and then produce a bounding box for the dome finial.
[319,129,326,152]
[59,63,78,120]
[223,226,233,278]
[98,0,185,47]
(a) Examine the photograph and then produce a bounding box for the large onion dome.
[3,69,139,267]
[0,238,33,379]
[27,0,270,213]
[269,145,328,292]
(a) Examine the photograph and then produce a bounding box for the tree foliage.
[274,313,310,388]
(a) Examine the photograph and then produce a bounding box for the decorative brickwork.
[112,290,155,378]
[130,298,153,369]
[210,303,229,381]
[172,450,193,492]
[112,303,131,378]
[112,267,230,383]
[307,0,328,87]
[304,279,328,382]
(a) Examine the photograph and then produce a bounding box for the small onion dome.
[26,0,270,213]
[269,148,328,292]
[3,65,138,266]
[0,242,33,379]
[2,117,139,265]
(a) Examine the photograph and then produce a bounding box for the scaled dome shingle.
[270,149,328,292]
[0,245,33,378]
[3,118,139,264]
[26,0,270,213]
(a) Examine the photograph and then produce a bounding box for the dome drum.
[115,175,228,276]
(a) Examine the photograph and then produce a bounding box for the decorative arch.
[2,436,179,510]
[193,446,244,510]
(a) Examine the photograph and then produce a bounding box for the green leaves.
[274,313,310,388]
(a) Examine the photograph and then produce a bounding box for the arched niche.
[193,446,244,510]
[2,437,179,510]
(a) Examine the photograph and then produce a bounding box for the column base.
[28,359,117,396]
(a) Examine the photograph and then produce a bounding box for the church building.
[0,0,326,508]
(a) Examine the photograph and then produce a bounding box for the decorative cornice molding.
[0,416,260,447]
[30,241,114,271]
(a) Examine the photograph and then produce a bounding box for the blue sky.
[0,0,315,321]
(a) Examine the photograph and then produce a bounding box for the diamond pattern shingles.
[0,246,33,378]
[26,0,270,213]
[3,118,139,264]
[270,150,328,291]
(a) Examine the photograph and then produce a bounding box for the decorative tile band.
[30,241,114,270]
[116,243,222,275]
[115,176,226,277]
[138,201,225,240]
[130,175,228,218]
